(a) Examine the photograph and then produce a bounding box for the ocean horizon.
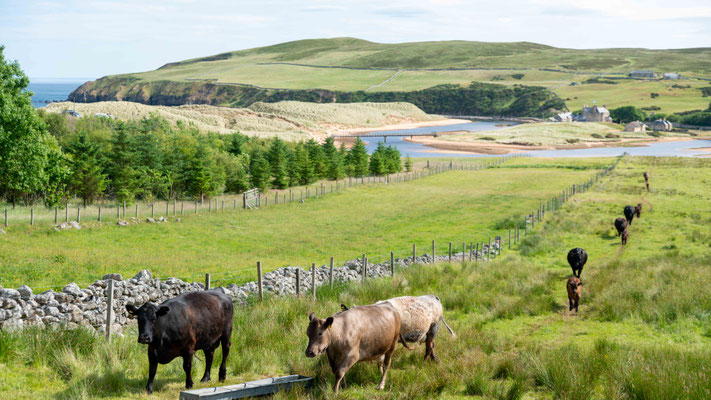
[27,79,87,108]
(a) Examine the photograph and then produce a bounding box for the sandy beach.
[404,135,703,155]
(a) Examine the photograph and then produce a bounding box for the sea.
[27,79,86,108]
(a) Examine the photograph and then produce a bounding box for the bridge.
[330,132,440,143]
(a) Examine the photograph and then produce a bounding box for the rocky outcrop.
[0,244,500,333]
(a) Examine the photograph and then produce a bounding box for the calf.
[566,277,582,313]
[341,295,456,362]
[567,248,588,278]
[643,171,650,191]
[635,203,643,218]
[624,205,635,225]
[614,217,628,236]
[621,229,630,245]
[305,304,407,395]
[126,290,233,394]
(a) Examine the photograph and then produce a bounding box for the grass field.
[44,100,440,140]
[1,156,710,399]
[0,158,604,290]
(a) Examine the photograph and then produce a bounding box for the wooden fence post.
[115,205,118,219]
[181,202,184,216]
[205,273,211,290]
[412,244,416,263]
[449,242,452,262]
[432,240,435,260]
[166,201,169,216]
[311,263,316,299]
[362,254,367,283]
[77,207,81,223]
[462,243,466,264]
[391,252,395,278]
[54,207,58,224]
[508,230,511,250]
[488,237,492,260]
[296,269,301,297]
[105,279,114,342]
[30,207,34,225]
[195,202,198,215]
[329,257,334,289]
[257,262,263,301]
[4,208,7,227]
[151,204,155,218]
[123,201,126,217]
[469,242,474,261]
[98,206,102,222]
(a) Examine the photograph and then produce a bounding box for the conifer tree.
[404,154,413,172]
[68,134,107,206]
[249,150,271,191]
[267,137,289,189]
[346,138,369,177]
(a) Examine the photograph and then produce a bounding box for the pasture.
[0,158,602,289]
[0,156,710,399]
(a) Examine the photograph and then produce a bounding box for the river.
[361,121,711,158]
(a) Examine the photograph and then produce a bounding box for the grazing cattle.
[614,217,628,236]
[341,295,456,362]
[567,248,588,278]
[566,277,582,313]
[305,304,407,395]
[624,205,636,225]
[126,290,233,394]
[621,229,630,245]
[643,172,650,191]
[635,203,643,218]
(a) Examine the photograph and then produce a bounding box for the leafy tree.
[610,106,647,123]
[37,109,70,141]
[267,137,289,189]
[369,143,386,176]
[404,154,413,172]
[68,134,107,206]
[249,150,271,191]
[345,138,369,177]
[383,145,402,174]
[42,141,71,208]
[0,46,56,205]
[223,154,250,193]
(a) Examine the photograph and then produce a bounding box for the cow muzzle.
[305,349,316,358]
[138,335,152,344]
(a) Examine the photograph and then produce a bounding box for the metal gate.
[243,188,260,209]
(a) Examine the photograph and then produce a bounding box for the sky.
[1,0,710,81]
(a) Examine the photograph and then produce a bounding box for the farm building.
[581,104,612,122]
[624,121,647,132]
[663,73,680,80]
[650,119,673,131]
[629,70,656,78]
[551,112,573,122]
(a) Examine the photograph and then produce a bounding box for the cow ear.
[324,317,334,329]
[340,304,349,311]
[308,312,315,321]
[126,304,138,315]
[157,306,170,316]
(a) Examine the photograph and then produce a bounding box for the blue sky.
[1,0,710,80]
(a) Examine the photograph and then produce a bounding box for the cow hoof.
[376,384,385,390]
[200,377,210,383]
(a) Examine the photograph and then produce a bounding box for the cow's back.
[378,295,443,343]
[156,290,233,353]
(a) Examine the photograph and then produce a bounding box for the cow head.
[126,303,170,344]
[305,312,333,358]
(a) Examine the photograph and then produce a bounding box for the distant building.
[624,121,647,132]
[663,73,680,80]
[650,119,673,131]
[552,112,573,122]
[581,104,612,122]
[629,70,656,78]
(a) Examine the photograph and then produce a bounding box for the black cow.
[567,248,588,278]
[623,205,635,225]
[635,203,643,218]
[126,290,234,394]
[643,172,650,191]
[614,217,628,236]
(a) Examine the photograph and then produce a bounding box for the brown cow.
[643,172,650,191]
[635,203,643,218]
[566,277,582,313]
[341,295,456,362]
[621,229,630,245]
[305,304,409,395]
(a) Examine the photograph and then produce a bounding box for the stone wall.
[0,245,499,333]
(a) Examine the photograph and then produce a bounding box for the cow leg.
[333,353,358,395]
[218,335,231,382]
[201,342,219,383]
[376,345,396,390]
[424,322,440,362]
[569,298,573,311]
[146,351,158,394]
[575,300,579,313]
[183,351,194,389]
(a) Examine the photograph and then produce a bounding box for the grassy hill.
[69,38,711,117]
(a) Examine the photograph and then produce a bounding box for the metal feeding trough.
[179,375,313,400]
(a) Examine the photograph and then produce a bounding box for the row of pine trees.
[23,111,412,207]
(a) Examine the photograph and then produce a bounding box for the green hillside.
[69,38,711,116]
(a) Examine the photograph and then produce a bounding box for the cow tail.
[399,333,415,350]
[440,316,456,338]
